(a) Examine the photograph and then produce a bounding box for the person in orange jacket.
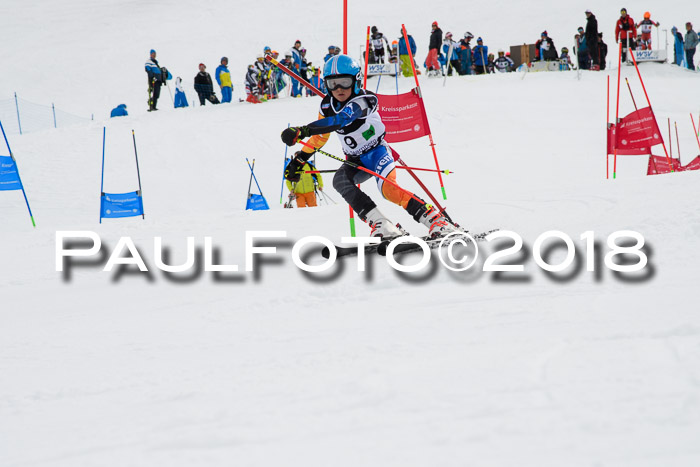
[615,7,637,61]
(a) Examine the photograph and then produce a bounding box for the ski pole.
[264,55,323,97]
[280,123,290,204]
[297,140,430,208]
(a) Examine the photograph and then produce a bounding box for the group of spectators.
[137,9,698,113]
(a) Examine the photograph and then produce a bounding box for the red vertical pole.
[668,119,673,159]
[401,24,447,199]
[606,75,610,179]
[343,0,347,53]
[675,121,682,164]
[691,114,700,151]
[613,42,622,179]
[363,26,370,89]
[629,50,674,171]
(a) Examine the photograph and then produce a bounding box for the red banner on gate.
[607,123,651,155]
[647,155,700,175]
[615,107,663,151]
[377,89,431,143]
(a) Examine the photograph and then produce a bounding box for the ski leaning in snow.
[321,229,499,259]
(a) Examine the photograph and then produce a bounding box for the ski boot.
[365,207,406,240]
[419,206,462,238]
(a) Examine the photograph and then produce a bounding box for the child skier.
[280,54,459,239]
[636,12,660,51]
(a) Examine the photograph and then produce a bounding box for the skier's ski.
[321,241,384,259]
[376,229,499,256]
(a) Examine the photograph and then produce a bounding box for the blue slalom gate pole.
[394,61,399,95]
[246,157,266,198]
[14,92,22,135]
[375,73,382,93]
[279,123,290,204]
[131,129,145,219]
[100,127,106,223]
[0,119,35,227]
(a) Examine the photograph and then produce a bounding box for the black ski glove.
[284,151,311,182]
[281,126,310,146]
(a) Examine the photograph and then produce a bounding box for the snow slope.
[2,1,700,466]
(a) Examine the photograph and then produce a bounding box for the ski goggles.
[325,75,354,91]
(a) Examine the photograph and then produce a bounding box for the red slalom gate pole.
[606,75,609,179]
[343,0,347,53]
[675,121,682,164]
[691,114,700,151]
[363,26,370,89]
[629,50,674,171]
[624,78,638,110]
[668,119,673,159]
[401,24,447,200]
[613,42,622,179]
[265,55,324,97]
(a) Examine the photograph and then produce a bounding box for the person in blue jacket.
[473,37,488,74]
[290,40,303,97]
[215,57,233,103]
[398,31,417,77]
[324,45,336,64]
[145,49,170,111]
[459,32,474,75]
[672,26,686,66]
[110,104,127,118]
[442,32,462,75]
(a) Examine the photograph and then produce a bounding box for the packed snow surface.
[1,1,700,466]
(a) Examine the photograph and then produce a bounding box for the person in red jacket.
[615,7,637,61]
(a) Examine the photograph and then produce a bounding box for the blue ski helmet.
[323,54,362,93]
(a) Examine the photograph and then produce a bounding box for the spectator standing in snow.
[615,8,637,62]
[145,49,166,111]
[194,63,219,105]
[459,32,474,75]
[245,65,262,104]
[290,40,303,97]
[398,31,418,77]
[370,26,391,64]
[324,45,335,63]
[585,10,599,69]
[286,161,323,208]
[535,31,558,61]
[575,29,590,70]
[685,22,698,70]
[442,32,462,75]
[473,37,489,74]
[598,33,608,70]
[173,77,188,108]
[426,21,442,74]
[110,104,127,118]
[671,27,685,66]
[493,50,514,72]
[215,57,233,103]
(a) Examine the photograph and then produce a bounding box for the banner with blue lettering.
[246,193,269,211]
[100,191,144,219]
[0,155,22,191]
[100,127,145,223]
